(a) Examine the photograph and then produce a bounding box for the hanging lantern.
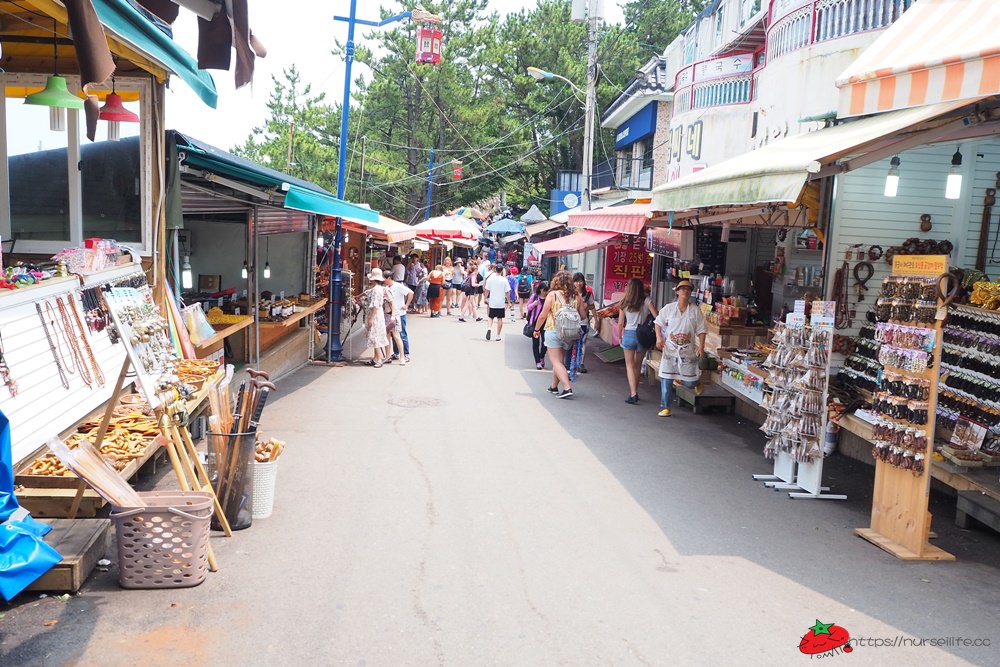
[99,77,140,142]
[452,160,463,180]
[415,23,442,65]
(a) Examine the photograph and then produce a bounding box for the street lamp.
[525,4,598,213]
[326,4,441,361]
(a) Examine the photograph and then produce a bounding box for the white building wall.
[826,138,1000,358]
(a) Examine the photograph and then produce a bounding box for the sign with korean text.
[452,161,463,180]
[891,255,947,277]
[603,236,652,303]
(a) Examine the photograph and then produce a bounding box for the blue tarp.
[0,411,61,601]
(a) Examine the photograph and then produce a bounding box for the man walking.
[383,272,413,362]
[483,262,511,341]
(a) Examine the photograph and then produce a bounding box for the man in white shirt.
[383,273,413,361]
[483,263,511,341]
[391,255,406,282]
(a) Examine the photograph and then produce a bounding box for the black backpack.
[517,274,531,297]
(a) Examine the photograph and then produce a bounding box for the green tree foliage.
[235,1,672,222]
[623,0,706,54]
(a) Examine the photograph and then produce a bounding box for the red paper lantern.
[452,161,463,180]
[415,24,442,64]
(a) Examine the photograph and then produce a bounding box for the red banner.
[603,236,651,303]
[452,162,463,180]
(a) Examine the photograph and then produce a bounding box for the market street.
[2,312,1000,666]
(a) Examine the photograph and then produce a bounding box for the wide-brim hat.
[674,280,693,291]
[368,268,384,282]
[454,258,464,263]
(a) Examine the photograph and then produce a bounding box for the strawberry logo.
[799,619,853,655]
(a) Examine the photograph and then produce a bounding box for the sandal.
[373,362,383,368]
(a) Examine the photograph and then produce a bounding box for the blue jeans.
[393,314,410,356]
[661,377,698,408]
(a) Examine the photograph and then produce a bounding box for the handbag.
[523,321,534,338]
[636,313,656,350]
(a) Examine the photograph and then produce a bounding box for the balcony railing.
[768,0,914,61]
[692,74,753,109]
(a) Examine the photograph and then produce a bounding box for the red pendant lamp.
[99,78,139,140]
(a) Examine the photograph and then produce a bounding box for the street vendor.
[654,280,707,417]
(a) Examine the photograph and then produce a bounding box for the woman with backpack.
[532,271,586,399]
[617,278,658,405]
[525,281,549,369]
[516,269,534,319]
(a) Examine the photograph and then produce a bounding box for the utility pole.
[581,0,599,212]
[425,147,435,220]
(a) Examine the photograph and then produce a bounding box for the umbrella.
[412,215,480,239]
[519,204,548,224]
[448,206,487,220]
[484,218,526,234]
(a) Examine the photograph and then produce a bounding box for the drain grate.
[388,397,443,408]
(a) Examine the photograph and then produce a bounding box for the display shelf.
[0,275,79,309]
[258,298,327,329]
[195,317,254,351]
[76,262,144,287]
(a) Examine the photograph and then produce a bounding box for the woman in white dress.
[654,280,707,417]
[364,268,390,367]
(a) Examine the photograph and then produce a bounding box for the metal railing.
[692,74,753,109]
[768,0,914,61]
[612,156,654,191]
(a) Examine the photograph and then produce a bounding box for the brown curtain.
[65,0,116,141]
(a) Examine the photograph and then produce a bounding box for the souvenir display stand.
[854,256,955,561]
[753,305,845,499]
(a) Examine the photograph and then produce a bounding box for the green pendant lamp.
[24,20,84,110]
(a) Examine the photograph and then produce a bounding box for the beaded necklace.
[35,302,70,389]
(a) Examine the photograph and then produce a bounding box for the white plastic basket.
[251,460,279,519]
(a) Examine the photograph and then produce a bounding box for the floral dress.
[365,285,389,349]
[415,265,429,306]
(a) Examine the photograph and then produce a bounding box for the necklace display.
[0,329,16,397]
[53,296,93,388]
[65,295,106,386]
[35,302,70,390]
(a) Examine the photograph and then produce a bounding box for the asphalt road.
[2,309,999,666]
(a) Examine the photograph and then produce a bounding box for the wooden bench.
[675,382,735,415]
[955,491,1000,535]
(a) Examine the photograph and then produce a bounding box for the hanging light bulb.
[317,234,325,248]
[25,20,84,115]
[945,148,963,199]
[181,256,193,290]
[99,77,140,141]
[263,237,271,278]
[884,156,900,197]
[241,261,248,279]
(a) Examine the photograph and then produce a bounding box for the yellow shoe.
[694,384,704,396]
[658,408,672,417]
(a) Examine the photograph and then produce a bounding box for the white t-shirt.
[391,263,406,282]
[623,298,651,330]
[388,282,413,312]
[484,273,510,308]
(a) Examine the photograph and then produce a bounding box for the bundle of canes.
[219,370,276,516]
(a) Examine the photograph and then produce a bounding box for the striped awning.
[566,203,650,235]
[836,0,1000,118]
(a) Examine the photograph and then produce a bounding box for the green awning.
[93,0,218,108]
[651,101,965,212]
[283,185,379,224]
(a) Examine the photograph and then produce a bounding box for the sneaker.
[557,388,574,399]
[390,354,399,360]
[458,317,466,322]
[475,317,484,322]
[495,336,502,341]
[404,356,410,363]
[658,408,671,417]
[536,362,544,370]
[486,330,491,340]
[578,365,588,374]
[625,395,639,405]
[546,386,559,394]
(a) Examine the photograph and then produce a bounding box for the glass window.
[80,136,142,242]
[6,98,71,241]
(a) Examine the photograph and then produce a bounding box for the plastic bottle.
[823,421,839,456]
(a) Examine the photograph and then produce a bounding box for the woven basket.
[251,460,279,519]
[111,491,212,589]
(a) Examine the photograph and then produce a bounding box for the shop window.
[1,74,150,253]
[5,97,72,242]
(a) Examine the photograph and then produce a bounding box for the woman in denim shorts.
[617,278,657,405]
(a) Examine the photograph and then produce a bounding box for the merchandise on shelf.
[760,321,831,463]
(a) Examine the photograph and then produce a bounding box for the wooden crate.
[24,519,111,593]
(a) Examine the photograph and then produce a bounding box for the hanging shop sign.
[614,102,657,150]
[603,236,652,303]
[891,254,948,276]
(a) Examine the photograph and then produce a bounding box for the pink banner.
[603,236,652,303]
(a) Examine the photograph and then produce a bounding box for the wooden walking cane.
[975,182,996,271]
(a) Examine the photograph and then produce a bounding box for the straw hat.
[368,267,384,282]
[674,280,693,291]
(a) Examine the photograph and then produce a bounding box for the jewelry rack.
[855,257,955,561]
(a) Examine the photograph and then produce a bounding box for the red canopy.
[532,230,620,256]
